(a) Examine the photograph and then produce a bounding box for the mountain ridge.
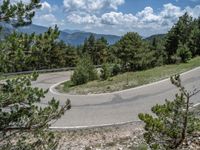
[1,23,166,45]
[17,24,121,45]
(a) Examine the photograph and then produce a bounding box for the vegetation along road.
[32,67,200,129]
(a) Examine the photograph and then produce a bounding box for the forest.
[0,13,199,74]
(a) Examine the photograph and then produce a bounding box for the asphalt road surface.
[32,67,200,129]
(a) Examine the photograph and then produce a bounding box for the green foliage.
[177,43,192,63]
[113,32,155,71]
[133,144,148,150]
[139,75,200,149]
[0,26,79,73]
[0,1,71,149]
[164,13,199,63]
[65,44,78,67]
[111,63,121,76]
[188,19,200,56]
[0,0,78,73]
[0,0,41,27]
[150,37,166,66]
[82,35,109,65]
[100,63,111,80]
[0,73,71,149]
[71,56,98,85]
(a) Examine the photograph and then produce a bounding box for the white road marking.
[49,120,141,130]
[50,66,200,96]
[48,66,200,129]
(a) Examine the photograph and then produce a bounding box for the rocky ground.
[56,122,200,150]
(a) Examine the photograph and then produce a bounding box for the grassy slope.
[58,56,200,94]
[0,74,29,81]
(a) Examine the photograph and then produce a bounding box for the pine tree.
[95,37,109,65]
[165,13,193,63]
[0,0,41,27]
[114,32,155,71]
[139,75,200,149]
[151,37,166,66]
[0,73,71,149]
[177,43,192,63]
[71,56,98,85]
[0,1,71,149]
[188,19,200,56]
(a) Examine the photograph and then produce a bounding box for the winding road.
[32,67,200,129]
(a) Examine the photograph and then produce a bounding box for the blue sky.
[30,0,200,36]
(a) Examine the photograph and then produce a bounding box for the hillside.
[2,24,121,45]
[145,34,166,42]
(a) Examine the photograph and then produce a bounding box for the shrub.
[71,56,98,85]
[170,54,182,64]
[111,63,121,76]
[0,73,71,149]
[177,43,192,63]
[138,75,200,149]
[100,63,111,80]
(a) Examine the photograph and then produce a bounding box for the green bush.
[170,54,182,64]
[71,56,98,85]
[111,63,121,76]
[100,63,111,80]
[177,43,192,63]
[139,75,200,149]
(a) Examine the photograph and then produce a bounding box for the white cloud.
[23,0,200,37]
[33,13,63,27]
[101,12,138,25]
[40,14,57,22]
[185,5,200,18]
[67,13,100,24]
[40,1,52,12]
[63,0,124,13]
[10,0,30,4]
[136,7,161,24]
[160,3,183,21]
[64,2,200,36]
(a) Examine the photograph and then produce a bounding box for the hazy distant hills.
[144,34,166,42]
[0,23,166,45]
[62,29,83,34]
[17,24,121,45]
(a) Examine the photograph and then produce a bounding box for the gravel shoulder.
[56,122,146,150]
[56,122,200,150]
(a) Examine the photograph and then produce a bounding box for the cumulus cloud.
[67,13,100,24]
[40,14,57,22]
[185,5,200,18]
[136,7,161,24]
[34,13,65,27]
[40,1,52,12]
[65,2,200,32]
[101,12,138,25]
[10,0,196,36]
[32,1,63,27]
[161,3,183,21]
[10,0,30,4]
[63,0,124,13]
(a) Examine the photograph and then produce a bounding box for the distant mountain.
[17,24,49,34]
[0,22,14,39]
[1,24,121,45]
[65,32,121,45]
[145,34,166,42]
[62,29,83,34]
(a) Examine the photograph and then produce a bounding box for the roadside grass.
[0,74,30,81]
[57,56,200,95]
[0,75,16,81]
